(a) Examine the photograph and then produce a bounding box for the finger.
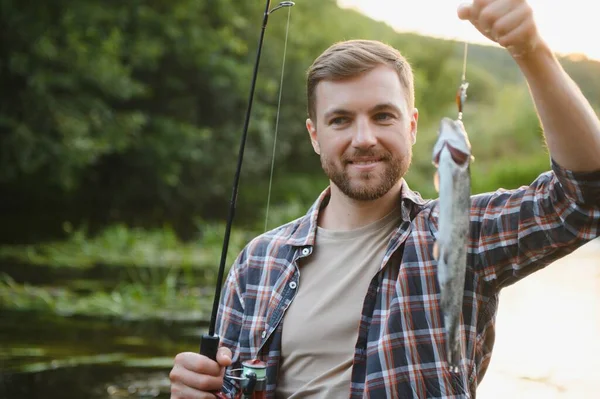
[492,2,531,43]
[501,19,538,55]
[170,381,219,399]
[175,352,222,377]
[478,0,519,37]
[170,364,225,392]
[458,0,494,39]
[216,347,232,368]
[457,2,473,20]
[471,0,494,20]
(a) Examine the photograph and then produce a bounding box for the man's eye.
[330,116,349,125]
[375,113,394,121]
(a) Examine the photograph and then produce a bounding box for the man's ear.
[306,118,320,155]
[410,108,419,145]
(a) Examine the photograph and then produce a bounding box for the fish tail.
[445,315,462,373]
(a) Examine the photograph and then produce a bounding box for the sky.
[338,0,600,61]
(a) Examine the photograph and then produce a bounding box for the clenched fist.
[169,347,233,399]
[458,0,542,58]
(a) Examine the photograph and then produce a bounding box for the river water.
[1,238,598,398]
[478,237,600,398]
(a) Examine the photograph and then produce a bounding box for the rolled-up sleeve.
[470,158,600,290]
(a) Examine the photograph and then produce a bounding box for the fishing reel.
[215,359,268,399]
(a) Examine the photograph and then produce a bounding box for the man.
[170,0,600,398]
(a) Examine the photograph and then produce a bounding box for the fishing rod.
[200,1,294,398]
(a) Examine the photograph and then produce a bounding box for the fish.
[431,117,473,372]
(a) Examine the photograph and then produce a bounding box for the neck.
[319,181,402,231]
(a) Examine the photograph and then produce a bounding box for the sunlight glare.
[338,0,600,61]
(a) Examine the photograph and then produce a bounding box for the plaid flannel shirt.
[216,159,600,398]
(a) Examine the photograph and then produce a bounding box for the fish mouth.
[434,143,470,166]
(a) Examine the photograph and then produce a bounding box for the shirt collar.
[284,179,430,247]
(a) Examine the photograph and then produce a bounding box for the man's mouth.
[347,157,383,165]
[346,158,384,171]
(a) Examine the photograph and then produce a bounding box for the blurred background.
[1,0,598,398]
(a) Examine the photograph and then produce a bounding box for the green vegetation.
[0,222,253,320]
[1,0,599,321]
[3,0,599,244]
[1,272,213,321]
[0,222,249,270]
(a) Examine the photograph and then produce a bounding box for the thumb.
[217,347,232,368]
[457,2,472,20]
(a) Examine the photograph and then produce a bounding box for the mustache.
[341,149,391,163]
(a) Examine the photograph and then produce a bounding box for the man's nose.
[352,118,377,148]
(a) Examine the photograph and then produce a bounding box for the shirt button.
[289,281,297,289]
[301,248,310,256]
[261,331,267,339]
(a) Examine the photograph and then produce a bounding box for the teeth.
[353,161,378,165]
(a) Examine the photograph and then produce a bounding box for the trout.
[432,117,472,372]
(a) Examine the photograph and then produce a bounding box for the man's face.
[307,65,418,201]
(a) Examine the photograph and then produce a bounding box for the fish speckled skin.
[432,117,472,372]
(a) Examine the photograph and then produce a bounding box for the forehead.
[315,65,408,118]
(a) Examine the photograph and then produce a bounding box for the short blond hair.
[306,39,415,121]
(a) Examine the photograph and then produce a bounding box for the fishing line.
[457,41,469,121]
[200,0,295,363]
[461,41,468,83]
[264,5,293,233]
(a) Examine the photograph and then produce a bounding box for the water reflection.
[0,310,202,398]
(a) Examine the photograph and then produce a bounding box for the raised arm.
[458,0,600,172]
[457,0,600,289]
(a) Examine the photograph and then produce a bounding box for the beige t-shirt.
[275,208,401,398]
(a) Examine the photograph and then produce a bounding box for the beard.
[320,147,411,201]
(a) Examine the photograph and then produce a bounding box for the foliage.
[0,222,249,271]
[0,221,253,321]
[1,0,599,244]
[0,272,212,321]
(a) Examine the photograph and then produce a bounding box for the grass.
[0,222,251,270]
[0,273,213,322]
[0,222,256,321]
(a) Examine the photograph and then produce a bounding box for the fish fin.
[433,241,439,260]
[434,170,440,193]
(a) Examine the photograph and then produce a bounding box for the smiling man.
[306,60,417,228]
[169,1,600,398]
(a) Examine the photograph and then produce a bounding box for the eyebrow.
[323,102,403,121]
[370,102,403,116]
[323,108,354,121]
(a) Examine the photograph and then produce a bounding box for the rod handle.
[200,334,220,362]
